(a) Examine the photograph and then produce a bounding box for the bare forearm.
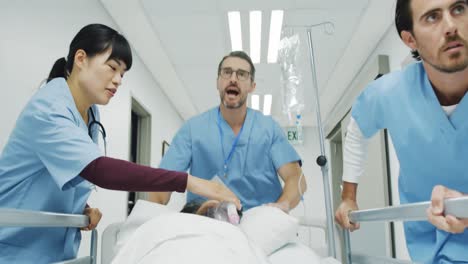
[342,181,358,202]
[148,192,172,205]
[276,173,307,210]
[335,182,360,230]
[275,162,306,210]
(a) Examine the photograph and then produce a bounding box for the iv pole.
[284,22,336,258]
[306,23,336,258]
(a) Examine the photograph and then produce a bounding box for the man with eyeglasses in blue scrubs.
[150,51,307,212]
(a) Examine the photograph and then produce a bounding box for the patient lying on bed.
[180,200,242,224]
[111,200,338,264]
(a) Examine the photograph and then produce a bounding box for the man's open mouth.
[226,87,239,96]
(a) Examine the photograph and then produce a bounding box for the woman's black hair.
[47,23,133,82]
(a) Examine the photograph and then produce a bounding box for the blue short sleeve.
[160,122,192,172]
[270,120,301,170]
[27,104,102,190]
[351,82,386,138]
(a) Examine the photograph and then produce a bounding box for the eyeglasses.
[219,67,251,81]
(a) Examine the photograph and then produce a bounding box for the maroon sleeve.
[80,157,188,192]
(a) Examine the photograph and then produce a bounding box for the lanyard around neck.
[217,108,245,177]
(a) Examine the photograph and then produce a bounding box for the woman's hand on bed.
[82,207,103,231]
[335,199,360,232]
[187,174,242,210]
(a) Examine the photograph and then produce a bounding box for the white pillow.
[240,206,299,255]
[115,200,174,252]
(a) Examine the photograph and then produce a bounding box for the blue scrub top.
[0,78,102,263]
[352,62,468,263]
[160,107,301,210]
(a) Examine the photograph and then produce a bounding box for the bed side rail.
[349,197,468,223]
[0,208,97,264]
[343,196,468,264]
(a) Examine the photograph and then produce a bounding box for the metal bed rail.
[0,208,97,264]
[343,196,468,264]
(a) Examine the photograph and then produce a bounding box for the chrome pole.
[306,28,336,258]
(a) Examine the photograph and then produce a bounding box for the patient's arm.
[148,192,172,205]
[274,161,307,212]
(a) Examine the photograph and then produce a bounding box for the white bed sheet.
[103,221,339,264]
[101,200,340,264]
[269,243,340,264]
[111,213,269,264]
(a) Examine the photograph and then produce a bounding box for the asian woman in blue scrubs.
[0,24,240,263]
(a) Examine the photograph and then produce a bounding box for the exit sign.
[285,126,303,145]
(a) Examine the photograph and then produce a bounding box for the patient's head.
[180,200,220,215]
[181,200,242,225]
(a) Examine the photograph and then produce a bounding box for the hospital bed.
[0,208,97,264]
[1,197,467,263]
[100,197,468,263]
[102,221,326,264]
[100,203,330,264]
[0,203,325,264]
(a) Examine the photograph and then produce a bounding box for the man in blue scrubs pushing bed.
[335,0,468,263]
[150,51,307,212]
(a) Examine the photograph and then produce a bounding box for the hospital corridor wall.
[0,1,184,262]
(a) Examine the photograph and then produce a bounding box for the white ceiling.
[101,0,396,127]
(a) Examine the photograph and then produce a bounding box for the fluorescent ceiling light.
[267,10,284,63]
[251,94,260,110]
[228,11,242,51]
[249,11,262,63]
[263,94,272,115]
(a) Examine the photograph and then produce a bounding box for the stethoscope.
[88,107,107,156]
